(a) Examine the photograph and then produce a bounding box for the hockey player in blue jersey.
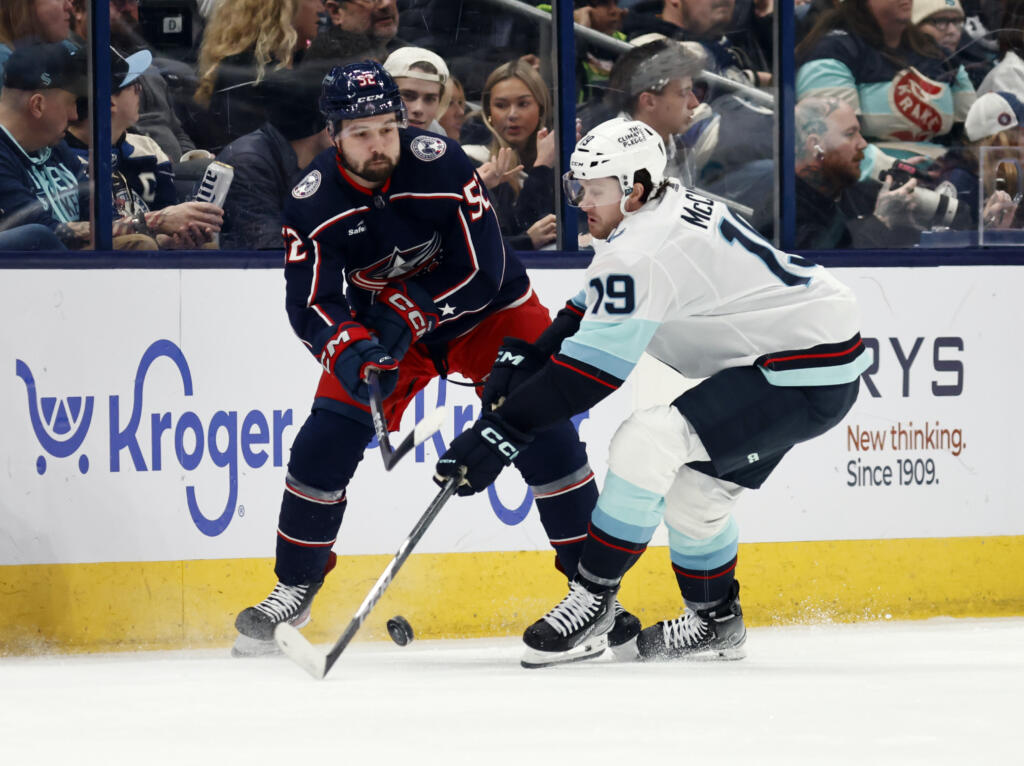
[435,118,872,668]
[233,61,641,656]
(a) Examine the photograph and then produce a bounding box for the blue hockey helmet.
[319,60,407,125]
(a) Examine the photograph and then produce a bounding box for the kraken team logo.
[292,170,322,199]
[410,135,447,162]
[349,232,443,290]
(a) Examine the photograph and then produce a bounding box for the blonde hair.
[481,61,551,195]
[0,0,52,47]
[977,129,1022,199]
[195,0,301,106]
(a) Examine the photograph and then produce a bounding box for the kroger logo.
[16,339,293,537]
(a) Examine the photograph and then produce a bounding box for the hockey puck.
[387,615,414,646]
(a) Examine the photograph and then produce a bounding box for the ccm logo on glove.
[385,291,433,339]
[481,426,520,460]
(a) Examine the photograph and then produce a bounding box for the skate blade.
[231,633,283,658]
[608,635,639,662]
[521,635,608,669]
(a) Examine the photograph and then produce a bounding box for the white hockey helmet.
[563,118,667,211]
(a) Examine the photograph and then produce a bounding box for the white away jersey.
[560,183,870,386]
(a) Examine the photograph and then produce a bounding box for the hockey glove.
[434,412,534,496]
[320,322,399,403]
[358,282,439,361]
[480,337,548,412]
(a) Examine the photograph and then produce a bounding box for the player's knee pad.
[607,405,710,497]
[663,466,744,541]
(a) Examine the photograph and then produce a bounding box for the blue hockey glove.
[434,412,533,496]
[358,282,439,361]
[480,337,548,412]
[320,322,399,403]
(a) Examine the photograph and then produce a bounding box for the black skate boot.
[607,599,641,660]
[637,580,747,661]
[521,578,617,669]
[232,553,336,657]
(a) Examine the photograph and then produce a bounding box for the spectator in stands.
[794,96,924,248]
[463,59,557,250]
[64,46,224,249]
[438,74,466,140]
[0,42,157,249]
[216,64,330,250]
[383,46,448,134]
[622,0,769,87]
[977,0,1024,96]
[913,0,995,89]
[192,0,324,152]
[0,0,73,83]
[538,0,628,102]
[604,38,705,185]
[938,91,1024,228]
[796,0,976,171]
[913,0,966,54]
[311,0,402,62]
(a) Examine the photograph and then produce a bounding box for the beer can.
[193,161,234,208]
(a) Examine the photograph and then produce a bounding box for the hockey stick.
[367,369,447,471]
[274,470,464,680]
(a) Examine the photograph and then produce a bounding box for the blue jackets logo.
[16,339,293,538]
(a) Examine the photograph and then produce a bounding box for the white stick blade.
[274,623,328,680]
[412,407,447,446]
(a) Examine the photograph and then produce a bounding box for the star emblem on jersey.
[292,170,322,199]
[410,135,447,162]
[439,303,456,317]
[349,232,443,290]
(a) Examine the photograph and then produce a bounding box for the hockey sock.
[514,419,596,578]
[668,518,739,606]
[531,464,598,578]
[274,476,346,585]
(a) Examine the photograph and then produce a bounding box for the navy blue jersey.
[282,127,530,366]
[0,128,85,231]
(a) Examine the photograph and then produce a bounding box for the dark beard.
[338,149,395,184]
[819,152,863,193]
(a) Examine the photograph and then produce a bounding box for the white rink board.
[0,265,1019,566]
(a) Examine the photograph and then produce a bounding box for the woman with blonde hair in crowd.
[0,0,72,81]
[191,0,323,152]
[463,59,558,250]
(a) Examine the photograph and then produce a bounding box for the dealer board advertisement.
[0,266,1018,566]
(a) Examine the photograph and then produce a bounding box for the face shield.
[562,171,625,208]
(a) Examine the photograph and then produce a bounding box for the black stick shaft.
[322,475,461,675]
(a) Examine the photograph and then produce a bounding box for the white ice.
[2,618,1022,765]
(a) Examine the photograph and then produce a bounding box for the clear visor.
[336,117,408,141]
[562,172,624,208]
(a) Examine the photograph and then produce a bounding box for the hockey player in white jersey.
[435,117,872,668]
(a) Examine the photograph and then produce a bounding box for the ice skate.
[232,553,336,657]
[521,578,617,669]
[637,580,747,661]
[607,599,641,660]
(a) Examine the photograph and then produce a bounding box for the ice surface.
[2,618,1022,765]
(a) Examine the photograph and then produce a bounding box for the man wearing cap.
[215,64,332,250]
[0,42,89,247]
[383,46,448,134]
[603,38,706,185]
[62,46,223,249]
[913,0,966,53]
